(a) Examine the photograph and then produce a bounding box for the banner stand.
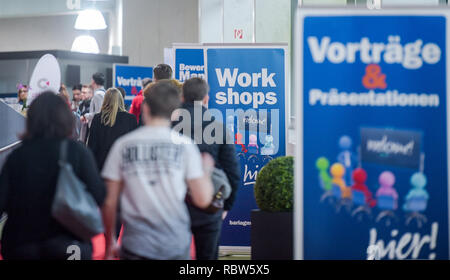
[294,7,450,260]
[112,64,153,105]
[174,43,289,255]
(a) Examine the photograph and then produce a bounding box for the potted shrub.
[251,156,294,260]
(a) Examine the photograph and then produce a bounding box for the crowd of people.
[0,64,240,260]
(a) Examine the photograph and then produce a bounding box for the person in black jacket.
[88,88,137,171]
[0,92,106,260]
[172,77,240,260]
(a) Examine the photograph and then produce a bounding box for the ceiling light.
[71,35,100,54]
[74,9,107,30]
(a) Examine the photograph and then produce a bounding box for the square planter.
[251,210,293,260]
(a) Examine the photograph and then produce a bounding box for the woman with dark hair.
[0,91,106,260]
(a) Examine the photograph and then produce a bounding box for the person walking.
[129,78,152,122]
[172,77,240,260]
[78,85,94,143]
[81,72,106,128]
[101,81,214,260]
[0,92,106,260]
[88,88,137,172]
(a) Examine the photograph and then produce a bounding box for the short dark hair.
[22,91,74,140]
[153,64,173,81]
[72,84,82,91]
[144,81,181,119]
[117,87,127,100]
[182,77,209,103]
[92,72,105,86]
[142,78,152,89]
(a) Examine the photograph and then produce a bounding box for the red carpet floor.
[1,233,196,260]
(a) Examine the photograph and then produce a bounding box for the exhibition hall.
[0,0,449,266]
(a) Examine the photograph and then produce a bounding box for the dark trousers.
[192,217,223,260]
[2,235,92,260]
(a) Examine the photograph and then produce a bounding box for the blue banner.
[113,64,153,105]
[174,48,205,82]
[207,47,287,247]
[302,15,448,259]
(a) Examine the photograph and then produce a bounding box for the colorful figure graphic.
[375,171,398,226]
[351,168,376,208]
[261,135,275,156]
[331,163,351,198]
[351,168,375,221]
[316,157,332,191]
[316,157,334,203]
[247,134,259,154]
[404,172,429,228]
[337,135,358,187]
[235,132,247,154]
[330,163,352,212]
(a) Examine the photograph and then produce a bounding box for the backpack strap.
[59,140,68,164]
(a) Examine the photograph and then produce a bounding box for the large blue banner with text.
[302,15,449,259]
[174,48,205,82]
[113,64,153,105]
[207,48,287,247]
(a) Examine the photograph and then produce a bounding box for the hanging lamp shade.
[74,9,107,30]
[71,35,100,54]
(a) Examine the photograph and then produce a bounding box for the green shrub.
[254,156,294,212]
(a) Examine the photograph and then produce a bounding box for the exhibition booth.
[1,3,450,261]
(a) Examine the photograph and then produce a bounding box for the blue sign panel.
[174,48,205,82]
[360,127,422,169]
[207,47,287,247]
[113,64,153,105]
[302,16,448,259]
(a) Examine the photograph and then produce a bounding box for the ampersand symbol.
[362,64,387,90]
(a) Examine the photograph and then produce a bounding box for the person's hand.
[201,153,215,175]
[222,211,228,220]
[104,241,120,260]
[81,116,89,124]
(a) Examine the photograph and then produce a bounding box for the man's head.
[143,80,181,123]
[72,84,82,102]
[142,78,152,89]
[81,85,93,100]
[91,72,105,89]
[182,77,209,105]
[153,64,173,81]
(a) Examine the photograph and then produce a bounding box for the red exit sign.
[234,29,243,40]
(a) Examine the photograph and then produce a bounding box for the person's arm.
[185,144,214,209]
[187,178,213,209]
[100,140,124,259]
[102,179,123,260]
[219,131,241,211]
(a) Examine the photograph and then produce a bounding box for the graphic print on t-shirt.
[122,142,183,175]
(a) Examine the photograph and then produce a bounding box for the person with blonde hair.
[88,88,137,171]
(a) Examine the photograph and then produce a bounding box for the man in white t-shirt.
[101,81,214,260]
